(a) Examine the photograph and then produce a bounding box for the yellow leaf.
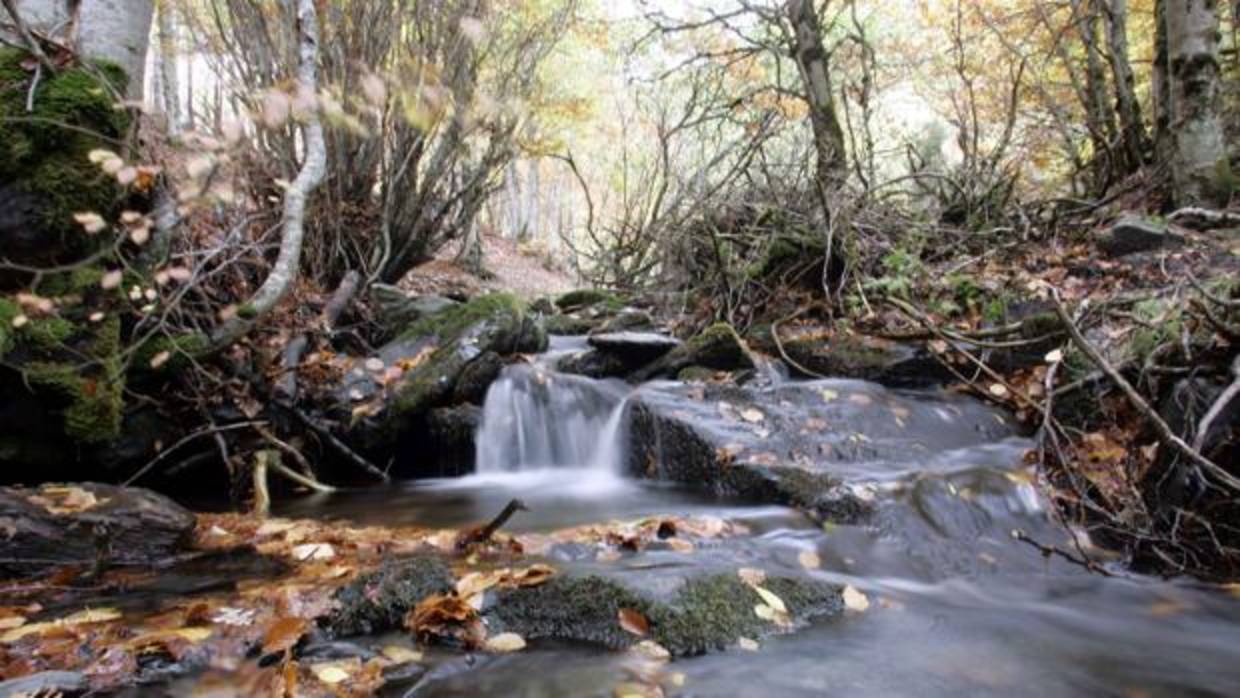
[737,637,760,651]
[381,645,423,664]
[798,551,821,570]
[313,664,351,685]
[485,632,527,652]
[843,585,870,612]
[750,586,787,614]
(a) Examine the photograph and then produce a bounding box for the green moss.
[131,331,210,374]
[324,556,455,637]
[545,314,597,336]
[0,48,130,245]
[554,289,618,312]
[0,298,18,356]
[23,315,125,443]
[400,293,526,342]
[683,323,755,371]
[490,572,842,657]
[18,315,75,350]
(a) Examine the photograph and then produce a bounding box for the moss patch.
[24,315,125,443]
[554,289,620,312]
[1,48,130,248]
[489,572,841,657]
[323,556,455,637]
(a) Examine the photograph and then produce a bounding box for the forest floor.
[398,233,577,300]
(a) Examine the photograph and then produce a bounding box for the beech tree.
[7,0,154,94]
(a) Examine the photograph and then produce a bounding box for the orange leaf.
[262,617,308,656]
[618,608,649,637]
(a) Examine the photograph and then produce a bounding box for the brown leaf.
[618,608,650,637]
[262,617,308,656]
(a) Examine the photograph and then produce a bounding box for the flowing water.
[269,344,1240,697]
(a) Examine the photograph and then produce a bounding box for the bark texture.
[1163,0,1231,206]
[786,0,847,195]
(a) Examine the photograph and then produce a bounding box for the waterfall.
[475,364,630,476]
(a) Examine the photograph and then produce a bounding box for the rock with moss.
[323,556,456,637]
[558,332,682,380]
[631,323,757,382]
[627,378,1015,523]
[777,334,954,389]
[0,48,130,267]
[487,572,841,657]
[340,294,547,451]
[554,289,622,312]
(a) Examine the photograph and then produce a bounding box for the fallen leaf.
[291,543,335,561]
[750,586,787,614]
[798,551,821,569]
[737,637,760,651]
[739,408,765,423]
[737,567,766,586]
[843,585,870,612]
[262,617,308,655]
[1044,349,1064,363]
[1,607,121,642]
[630,640,671,661]
[618,608,650,637]
[312,663,352,685]
[381,645,423,664]
[485,632,527,652]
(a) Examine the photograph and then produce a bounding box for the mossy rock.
[323,556,455,637]
[631,323,757,382]
[554,289,621,312]
[488,572,842,657]
[0,48,130,263]
[545,314,598,336]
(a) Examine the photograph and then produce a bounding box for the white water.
[474,363,631,490]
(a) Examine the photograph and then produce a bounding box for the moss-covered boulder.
[776,334,955,389]
[554,289,622,312]
[487,572,842,657]
[341,294,547,454]
[631,323,757,382]
[323,556,456,637]
[0,48,130,267]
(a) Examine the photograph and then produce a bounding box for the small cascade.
[475,364,630,475]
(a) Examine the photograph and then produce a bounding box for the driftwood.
[456,498,528,550]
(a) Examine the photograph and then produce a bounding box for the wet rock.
[0,670,87,697]
[371,284,460,333]
[544,314,598,336]
[632,323,757,382]
[628,379,1016,522]
[1098,216,1184,258]
[487,572,841,657]
[297,640,379,663]
[418,405,481,477]
[453,351,505,405]
[555,350,635,380]
[0,483,196,577]
[779,335,955,389]
[323,556,455,637]
[588,332,681,364]
[342,294,547,450]
[593,309,656,334]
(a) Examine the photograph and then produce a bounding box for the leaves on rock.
[618,608,650,636]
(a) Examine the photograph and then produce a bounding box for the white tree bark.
[1164,0,1230,206]
[155,0,180,132]
[211,0,326,348]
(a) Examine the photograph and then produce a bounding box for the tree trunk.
[210,0,326,348]
[155,0,180,133]
[1163,0,1231,206]
[1072,0,1118,192]
[786,0,848,196]
[1153,0,1174,167]
[1103,0,1148,174]
[11,0,154,96]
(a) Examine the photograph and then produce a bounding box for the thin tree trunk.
[1103,0,1148,174]
[786,0,848,196]
[156,0,180,134]
[1072,0,1118,192]
[1164,0,1230,206]
[1153,0,1173,166]
[211,0,326,348]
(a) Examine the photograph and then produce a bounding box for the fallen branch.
[124,421,265,486]
[456,498,528,550]
[1051,290,1240,492]
[278,402,389,482]
[1193,356,1240,455]
[1168,207,1240,231]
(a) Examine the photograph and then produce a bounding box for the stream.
[265,337,1240,697]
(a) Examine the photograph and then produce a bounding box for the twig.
[456,498,528,550]
[1011,529,1113,576]
[278,402,389,482]
[124,421,265,486]
[1051,290,1240,492]
[1,0,56,76]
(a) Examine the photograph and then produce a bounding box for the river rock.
[588,332,681,363]
[1098,216,1184,257]
[631,323,757,382]
[371,284,459,335]
[0,483,196,577]
[341,294,547,451]
[323,556,455,637]
[779,335,955,388]
[0,670,87,697]
[628,378,1016,523]
[487,571,841,657]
